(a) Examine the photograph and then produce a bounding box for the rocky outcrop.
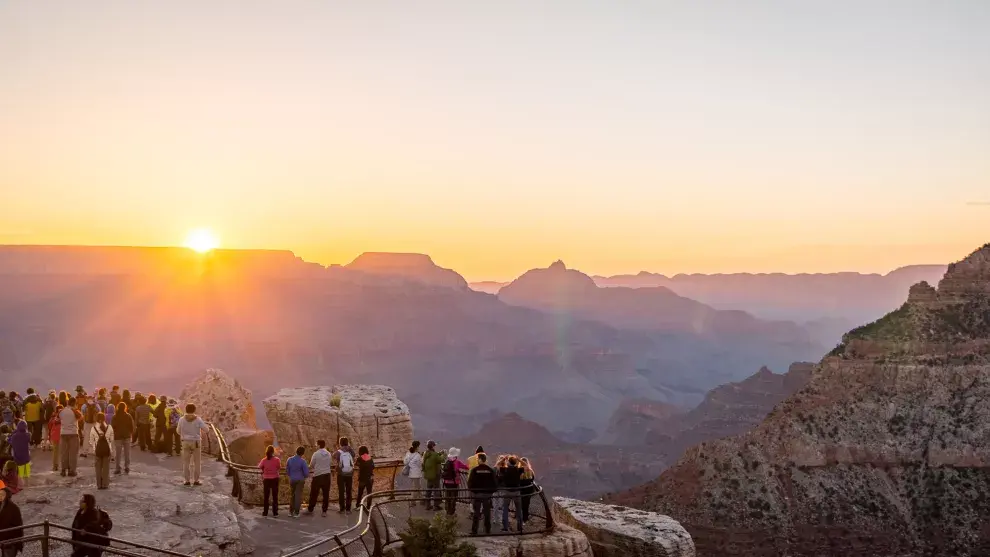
[17,461,249,556]
[345,252,469,290]
[555,497,694,557]
[609,244,990,556]
[224,428,274,466]
[263,385,412,460]
[180,368,257,432]
[468,523,593,557]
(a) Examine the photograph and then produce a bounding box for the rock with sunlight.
[554,498,695,557]
[180,368,257,433]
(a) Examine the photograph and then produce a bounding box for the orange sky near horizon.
[1,2,988,281]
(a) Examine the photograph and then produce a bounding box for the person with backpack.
[88,413,114,490]
[70,493,113,557]
[110,403,134,475]
[286,446,310,518]
[48,405,63,473]
[421,440,444,511]
[6,422,30,489]
[21,388,42,448]
[355,445,375,509]
[164,400,181,457]
[176,404,209,486]
[333,437,356,514]
[402,441,423,507]
[80,397,99,459]
[0,479,24,557]
[306,440,333,517]
[441,447,468,516]
[467,453,498,535]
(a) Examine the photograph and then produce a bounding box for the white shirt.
[89,423,115,457]
[404,451,424,479]
[309,448,333,477]
[176,414,208,441]
[59,406,79,434]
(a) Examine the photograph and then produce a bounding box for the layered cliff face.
[610,244,990,557]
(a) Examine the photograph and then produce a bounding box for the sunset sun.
[184,228,220,253]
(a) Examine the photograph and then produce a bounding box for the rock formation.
[224,428,275,465]
[263,384,412,460]
[555,497,695,557]
[467,523,593,557]
[345,252,469,290]
[609,244,990,556]
[180,368,257,432]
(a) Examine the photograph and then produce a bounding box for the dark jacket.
[0,496,24,551]
[467,464,498,494]
[71,508,112,548]
[154,403,167,424]
[110,412,134,440]
[357,456,375,483]
[498,465,523,489]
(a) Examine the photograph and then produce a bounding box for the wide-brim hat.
[448,447,461,458]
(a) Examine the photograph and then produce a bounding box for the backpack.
[442,459,456,482]
[97,399,108,413]
[43,399,57,421]
[168,408,180,429]
[338,450,354,475]
[95,425,111,458]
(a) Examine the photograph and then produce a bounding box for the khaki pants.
[61,434,79,474]
[95,455,111,488]
[181,440,201,483]
[52,441,60,470]
[81,422,94,455]
[114,439,131,472]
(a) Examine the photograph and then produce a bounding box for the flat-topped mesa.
[262,385,412,460]
[179,368,256,433]
[555,498,695,557]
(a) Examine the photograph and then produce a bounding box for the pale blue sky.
[1,1,987,279]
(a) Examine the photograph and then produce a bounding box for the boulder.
[225,428,275,466]
[15,461,250,556]
[554,497,694,557]
[263,385,412,460]
[180,368,257,432]
[468,524,593,557]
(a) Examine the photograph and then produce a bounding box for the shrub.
[330,394,342,408]
[398,514,478,557]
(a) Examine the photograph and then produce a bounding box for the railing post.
[42,520,50,557]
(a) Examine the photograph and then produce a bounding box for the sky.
[1,1,988,281]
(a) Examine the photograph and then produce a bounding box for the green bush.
[398,514,478,557]
[330,394,342,408]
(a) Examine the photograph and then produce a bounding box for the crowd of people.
[403,443,537,535]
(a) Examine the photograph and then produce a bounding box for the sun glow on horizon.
[184,228,220,253]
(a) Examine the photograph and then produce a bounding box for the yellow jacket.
[24,400,43,422]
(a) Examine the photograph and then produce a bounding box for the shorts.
[17,462,31,478]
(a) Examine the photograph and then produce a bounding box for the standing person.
[48,405,63,472]
[80,396,99,459]
[258,446,281,518]
[41,391,58,451]
[356,445,375,509]
[467,453,497,535]
[108,387,121,408]
[88,413,114,490]
[0,463,18,495]
[306,440,333,517]
[21,389,42,447]
[467,446,484,470]
[519,457,536,524]
[70,493,113,557]
[498,456,524,533]
[59,399,81,477]
[6,422,30,489]
[164,400,181,457]
[402,441,423,507]
[286,446,309,518]
[422,440,444,511]
[152,396,168,452]
[110,404,133,475]
[134,396,151,452]
[0,480,24,557]
[333,437,356,514]
[441,448,468,516]
[176,404,208,486]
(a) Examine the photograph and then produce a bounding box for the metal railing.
[0,520,194,557]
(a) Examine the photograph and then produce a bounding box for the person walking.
[422,440,444,511]
[0,480,24,557]
[48,405,63,472]
[6,423,30,489]
[467,453,497,535]
[498,456,524,532]
[286,446,309,518]
[88,413,113,490]
[258,446,281,518]
[402,441,423,507]
[333,437,356,514]
[21,389,42,448]
[134,396,151,451]
[110,404,133,475]
[306,440,333,517]
[58,400,81,477]
[355,445,375,510]
[70,493,113,557]
[176,404,208,486]
[441,447,468,516]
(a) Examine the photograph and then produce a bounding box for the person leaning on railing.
[466,453,497,535]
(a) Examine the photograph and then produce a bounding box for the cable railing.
[0,520,195,557]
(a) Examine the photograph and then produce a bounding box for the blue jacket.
[286,455,310,482]
[8,421,31,465]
